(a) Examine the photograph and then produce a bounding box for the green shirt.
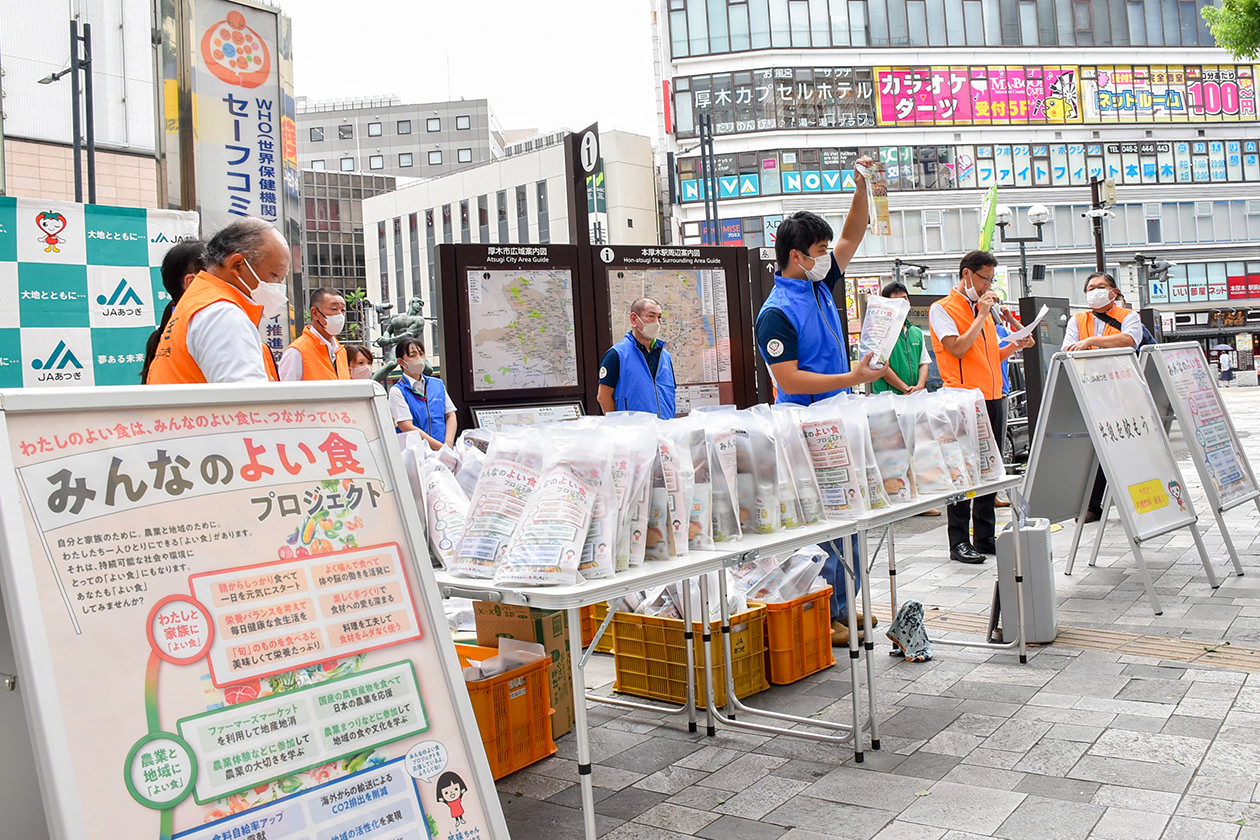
[871,323,925,394]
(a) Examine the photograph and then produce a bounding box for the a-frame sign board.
[0,383,510,840]
[1023,349,1217,614]
[1139,342,1258,573]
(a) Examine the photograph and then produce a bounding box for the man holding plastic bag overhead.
[929,250,1034,564]
[753,157,883,647]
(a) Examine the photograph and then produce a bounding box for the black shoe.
[973,538,997,555]
[1083,508,1101,524]
[950,542,985,564]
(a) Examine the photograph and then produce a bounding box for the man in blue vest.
[755,161,883,647]
[596,297,676,419]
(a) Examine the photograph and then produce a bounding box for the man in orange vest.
[1063,271,1144,521]
[929,250,1034,564]
[148,218,288,384]
[278,289,350,381]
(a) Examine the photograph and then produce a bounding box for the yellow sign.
[1128,478,1170,514]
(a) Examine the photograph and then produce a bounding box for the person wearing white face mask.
[278,289,351,381]
[388,337,457,450]
[148,218,289,384]
[1062,271,1144,352]
[596,297,676,419]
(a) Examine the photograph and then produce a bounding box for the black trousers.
[948,397,1007,547]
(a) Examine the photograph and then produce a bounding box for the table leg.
[698,574,717,737]
[566,606,598,840]
[857,529,878,750]
[835,538,864,762]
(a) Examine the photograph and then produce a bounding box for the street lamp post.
[38,20,95,203]
[995,204,1050,297]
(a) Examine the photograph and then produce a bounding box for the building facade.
[362,130,659,361]
[297,169,397,340]
[296,96,505,181]
[653,0,1260,366]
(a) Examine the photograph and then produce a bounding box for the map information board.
[606,268,732,387]
[466,269,579,391]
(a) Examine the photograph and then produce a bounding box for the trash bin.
[995,518,1057,643]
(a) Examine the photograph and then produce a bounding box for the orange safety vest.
[1074,304,1135,342]
[147,270,280,384]
[930,288,1003,400]
[288,325,349,380]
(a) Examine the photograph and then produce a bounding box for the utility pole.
[697,113,719,245]
[1087,177,1110,272]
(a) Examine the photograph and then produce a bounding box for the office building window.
[393,218,405,305]
[456,115,471,130]
[311,160,326,170]
[516,184,529,241]
[369,155,384,170]
[340,157,354,171]
[409,213,422,299]
[478,194,489,241]
[399,153,414,167]
[442,204,452,242]
[338,124,354,140]
[309,127,324,142]
[377,222,389,303]
[397,119,412,134]
[497,190,509,241]
[536,180,550,243]
[428,150,443,165]
[460,200,471,243]
[458,148,473,163]
[368,122,382,137]
[427,117,441,132]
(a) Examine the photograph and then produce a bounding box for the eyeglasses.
[971,271,997,283]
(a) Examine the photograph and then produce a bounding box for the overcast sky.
[286,0,659,138]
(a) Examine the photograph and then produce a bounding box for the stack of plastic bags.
[405,385,1003,588]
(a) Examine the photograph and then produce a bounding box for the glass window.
[1162,0,1181,46]
[868,0,890,45]
[670,9,689,56]
[850,0,869,45]
[368,122,382,137]
[478,194,489,241]
[497,190,509,241]
[964,0,984,44]
[709,0,731,52]
[399,153,413,167]
[369,155,384,170]
[788,0,810,46]
[1179,0,1199,44]
[537,181,550,243]
[926,0,947,45]
[397,119,412,134]
[311,160,326,171]
[428,150,442,165]
[516,184,529,242]
[338,124,353,140]
[458,148,473,163]
[456,115,471,130]
[426,117,441,132]
[460,200,470,244]
[907,0,928,44]
[309,127,324,142]
[688,0,710,54]
[442,204,452,243]
[340,157,354,172]
[770,0,790,46]
[808,0,829,44]
[750,0,772,47]
[730,0,751,49]
[1019,0,1037,43]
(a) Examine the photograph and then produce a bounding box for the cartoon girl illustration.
[37,211,68,253]
[436,770,469,827]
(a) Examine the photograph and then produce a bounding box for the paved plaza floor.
[497,388,1260,840]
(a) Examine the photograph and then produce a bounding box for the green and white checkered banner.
[0,196,200,388]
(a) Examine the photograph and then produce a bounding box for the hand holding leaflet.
[998,305,1048,346]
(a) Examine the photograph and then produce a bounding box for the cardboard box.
[474,602,574,739]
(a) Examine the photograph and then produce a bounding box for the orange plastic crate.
[592,602,614,653]
[580,604,596,648]
[610,606,768,708]
[754,586,836,685]
[455,643,556,779]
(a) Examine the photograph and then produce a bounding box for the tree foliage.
[1202,0,1260,60]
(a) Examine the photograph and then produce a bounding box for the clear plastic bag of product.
[768,404,824,526]
[495,428,609,586]
[668,417,714,550]
[895,392,954,495]
[576,432,620,581]
[857,295,911,369]
[645,426,695,561]
[944,388,1006,483]
[938,389,983,487]
[864,393,915,502]
[799,400,867,518]
[602,414,659,570]
[745,548,826,602]
[751,404,804,529]
[833,396,892,511]
[697,416,743,543]
[415,453,470,569]
[694,406,780,534]
[921,392,972,490]
[453,427,494,497]
[450,430,544,579]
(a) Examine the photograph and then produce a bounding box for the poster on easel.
[0,383,508,840]
[1141,343,1259,510]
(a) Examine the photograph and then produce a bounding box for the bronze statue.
[373,296,432,382]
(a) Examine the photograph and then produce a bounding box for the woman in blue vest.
[387,337,457,450]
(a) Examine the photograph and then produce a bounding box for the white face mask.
[1085,287,1113,310]
[350,364,372,380]
[401,357,425,377]
[803,252,832,283]
[322,312,346,336]
[638,319,662,342]
[962,273,981,303]
[242,260,288,319]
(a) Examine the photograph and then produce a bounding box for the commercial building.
[297,169,397,340]
[653,0,1260,363]
[362,130,659,360]
[296,96,505,181]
